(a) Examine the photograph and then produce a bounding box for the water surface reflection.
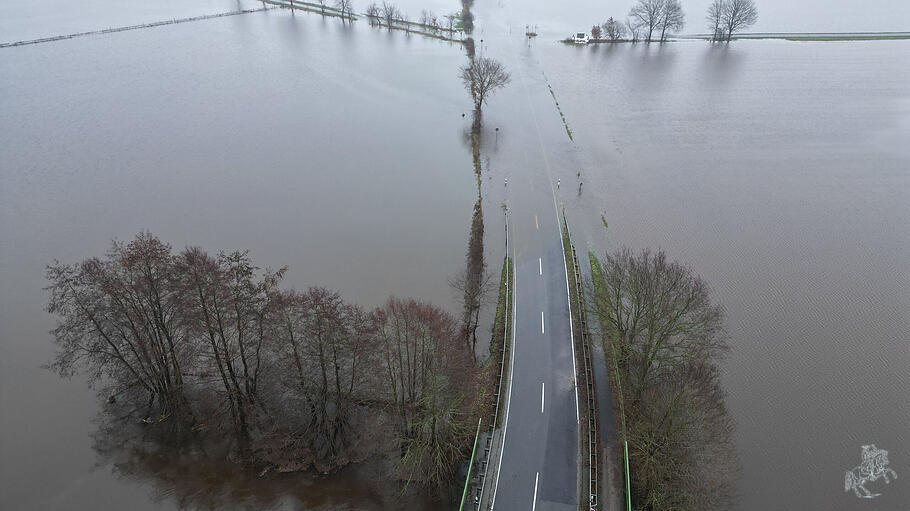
[0,7,475,510]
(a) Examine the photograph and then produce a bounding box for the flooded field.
[1,6,477,510]
[2,0,908,510]
[533,37,910,510]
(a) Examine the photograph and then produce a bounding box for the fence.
[562,211,598,511]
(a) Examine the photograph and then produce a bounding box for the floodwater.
[0,4,478,510]
[3,0,909,510]
[533,37,910,510]
[463,0,909,507]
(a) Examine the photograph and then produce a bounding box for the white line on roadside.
[490,244,518,510]
[535,215,539,229]
[532,472,539,511]
[541,382,545,413]
[539,258,542,275]
[541,311,545,334]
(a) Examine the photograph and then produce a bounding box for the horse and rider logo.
[844,444,898,499]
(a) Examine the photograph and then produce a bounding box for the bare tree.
[629,0,665,42]
[419,9,433,27]
[444,12,458,31]
[366,2,380,25]
[401,13,411,33]
[590,24,602,40]
[591,248,728,395]
[589,247,737,510]
[334,0,354,21]
[722,0,758,41]
[449,195,495,358]
[706,0,727,41]
[175,248,284,446]
[603,17,627,41]
[626,361,737,510]
[46,232,485,483]
[297,288,367,462]
[45,233,194,427]
[375,297,483,489]
[460,56,511,110]
[658,0,685,41]
[381,2,400,31]
[626,17,641,42]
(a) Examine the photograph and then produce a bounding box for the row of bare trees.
[587,1,685,43]
[46,232,486,489]
[363,2,461,34]
[706,0,758,41]
[628,0,686,42]
[364,2,404,31]
[418,9,456,32]
[589,0,757,43]
[333,0,354,21]
[591,17,633,42]
[590,248,738,510]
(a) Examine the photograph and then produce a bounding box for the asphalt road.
[485,21,582,510]
[492,214,579,511]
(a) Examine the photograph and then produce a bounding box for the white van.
[573,32,589,44]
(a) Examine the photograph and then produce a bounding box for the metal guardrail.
[474,210,511,510]
[0,8,270,48]
[562,212,599,511]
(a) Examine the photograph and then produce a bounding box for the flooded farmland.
[2,0,908,510]
[1,5,478,510]
[531,36,910,511]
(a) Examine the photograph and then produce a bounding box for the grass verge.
[489,255,513,428]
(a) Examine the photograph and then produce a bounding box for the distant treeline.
[45,232,490,491]
[577,0,758,43]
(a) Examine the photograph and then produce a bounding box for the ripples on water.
[2,1,909,509]
[533,38,910,510]
[0,6,475,510]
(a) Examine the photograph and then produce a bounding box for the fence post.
[460,418,483,511]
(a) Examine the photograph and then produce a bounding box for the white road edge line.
[539,258,542,275]
[535,215,539,229]
[541,311,545,334]
[564,242,580,425]
[532,472,539,511]
[541,382,545,413]
[490,243,518,510]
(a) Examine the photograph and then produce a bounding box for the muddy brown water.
[3,1,909,510]
[1,5,478,510]
[530,33,910,511]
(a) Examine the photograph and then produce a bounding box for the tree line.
[45,232,490,492]
[590,248,738,510]
[291,0,465,38]
[363,1,464,34]
[588,0,758,43]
